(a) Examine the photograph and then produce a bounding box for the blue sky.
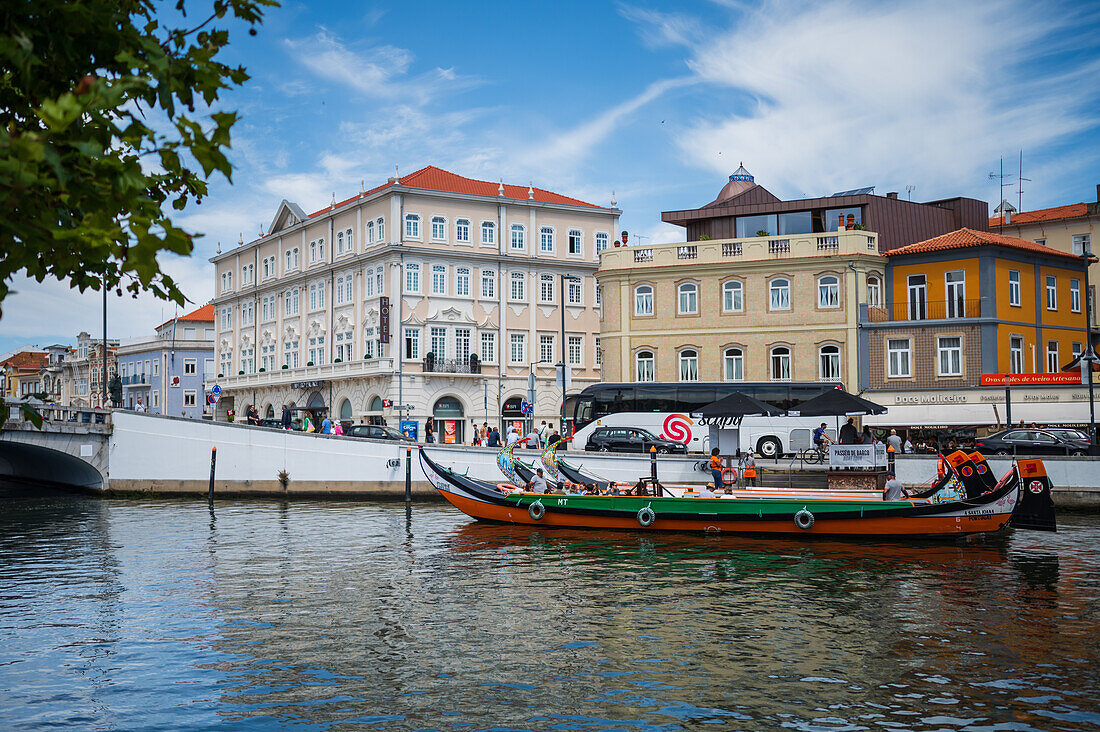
[3,0,1099,354]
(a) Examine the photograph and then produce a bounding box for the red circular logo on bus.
[662,413,693,444]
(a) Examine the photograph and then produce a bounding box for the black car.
[584,427,687,454]
[346,424,415,442]
[975,428,1089,456]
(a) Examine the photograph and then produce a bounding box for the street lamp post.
[559,274,581,432]
[1082,242,1097,447]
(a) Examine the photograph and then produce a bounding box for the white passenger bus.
[570,382,842,457]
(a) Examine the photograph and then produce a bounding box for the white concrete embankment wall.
[108,412,708,497]
[894,455,1100,509]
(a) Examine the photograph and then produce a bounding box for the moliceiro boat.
[420,448,1056,538]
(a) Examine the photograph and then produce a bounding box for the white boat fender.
[637,504,656,527]
[528,500,545,521]
[794,508,815,530]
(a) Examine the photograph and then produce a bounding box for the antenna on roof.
[988,157,1013,233]
[1017,149,1031,213]
[905,184,916,201]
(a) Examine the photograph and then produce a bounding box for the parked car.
[1046,428,1091,444]
[975,428,1089,456]
[584,427,687,454]
[346,424,415,442]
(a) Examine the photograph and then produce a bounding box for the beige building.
[210,166,618,440]
[597,230,884,392]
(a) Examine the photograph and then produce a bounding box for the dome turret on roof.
[709,162,757,205]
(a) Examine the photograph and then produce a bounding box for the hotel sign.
[379,296,391,343]
[980,373,1081,386]
[291,380,325,389]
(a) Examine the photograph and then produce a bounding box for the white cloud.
[667,0,1100,200]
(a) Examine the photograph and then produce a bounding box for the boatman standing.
[883,471,908,500]
[525,468,549,494]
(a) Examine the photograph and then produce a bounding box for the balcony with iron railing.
[422,354,482,375]
[867,298,987,323]
[218,357,398,389]
[601,230,880,270]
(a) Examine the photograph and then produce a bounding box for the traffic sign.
[209,392,221,404]
[211,384,222,396]
[521,400,534,415]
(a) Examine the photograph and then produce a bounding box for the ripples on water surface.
[0,486,1098,731]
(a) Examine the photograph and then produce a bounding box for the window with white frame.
[183,390,197,407]
[456,267,471,297]
[309,238,325,263]
[455,328,471,363]
[937,336,962,376]
[367,220,375,244]
[183,359,197,375]
[539,274,555,303]
[335,275,347,304]
[634,284,653,316]
[481,221,495,245]
[240,300,254,326]
[539,334,555,364]
[819,344,841,381]
[431,264,447,295]
[456,219,470,243]
[887,338,911,377]
[344,228,353,253]
[724,347,744,381]
[679,349,699,381]
[770,346,791,381]
[567,278,582,305]
[481,269,496,299]
[431,216,446,241]
[1073,342,1083,357]
[151,391,159,408]
[405,214,420,239]
[376,266,384,295]
[770,278,791,310]
[307,335,325,366]
[480,332,496,363]
[567,335,582,366]
[594,283,601,307]
[262,256,274,279]
[867,276,882,307]
[362,327,375,359]
[404,328,420,360]
[260,343,276,371]
[221,271,233,292]
[152,360,159,376]
[595,232,608,254]
[285,288,299,316]
[261,295,275,321]
[376,217,385,240]
[285,247,299,272]
[308,282,324,310]
[1010,336,1024,373]
[509,333,526,363]
[334,331,353,361]
[539,226,554,253]
[1073,234,1091,256]
[365,270,374,297]
[430,326,446,359]
[241,263,254,285]
[1046,275,1057,310]
[723,280,743,312]
[1046,340,1059,373]
[510,271,526,301]
[220,306,233,330]
[678,282,698,314]
[568,229,582,256]
[1008,270,1021,307]
[595,337,602,367]
[405,263,421,293]
[635,350,654,382]
[336,230,344,255]
[817,275,839,308]
[1071,279,1081,312]
[510,223,525,250]
[239,345,254,373]
[283,339,299,369]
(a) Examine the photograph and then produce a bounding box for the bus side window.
[636,384,677,413]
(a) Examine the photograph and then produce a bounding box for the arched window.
[481,221,495,245]
[634,285,653,316]
[456,218,470,243]
[678,283,698,314]
[819,344,841,381]
[265,404,275,419]
[723,280,743,312]
[404,213,420,239]
[867,275,882,307]
[431,216,446,241]
[818,275,839,308]
[339,398,353,420]
[724,348,744,381]
[368,395,383,412]
[770,346,791,381]
[455,267,471,296]
[635,350,655,382]
[679,349,699,381]
[510,223,525,250]
[769,278,790,310]
[539,226,554,253]
[366,220,375,244]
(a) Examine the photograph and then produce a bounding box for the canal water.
[1,486,1098,731]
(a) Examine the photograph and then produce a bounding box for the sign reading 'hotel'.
[292,380,325,390]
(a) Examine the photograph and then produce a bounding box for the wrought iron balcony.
[868,298,986,322]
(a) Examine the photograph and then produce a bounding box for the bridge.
[0,403,110,490]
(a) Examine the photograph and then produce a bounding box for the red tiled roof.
[1,351,48,372]
[157,303,214,330]
[307,165,603,218]
[989,202,1088,227]
[888,227,1083,261]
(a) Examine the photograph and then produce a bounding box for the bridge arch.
[0,441,104,491]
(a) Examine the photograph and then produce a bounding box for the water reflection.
[0,488,1097,730]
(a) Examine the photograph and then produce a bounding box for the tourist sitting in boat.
[525,468,549,494]
[882,471,908,500]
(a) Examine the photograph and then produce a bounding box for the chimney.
[886,192,898,199]
[1095,183,1099,203]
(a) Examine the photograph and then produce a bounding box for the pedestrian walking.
[487,427,501,447]
[321,415,332,434]
[281,404,292,430]
[425,422,435,443]
[538,420,550,447]
[887,429,902,454]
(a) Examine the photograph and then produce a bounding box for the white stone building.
[210,166,619,441]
